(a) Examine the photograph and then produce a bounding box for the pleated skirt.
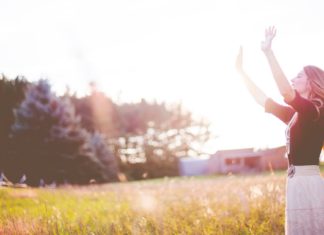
[285,165,324,235]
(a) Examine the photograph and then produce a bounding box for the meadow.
[0,169,319,235]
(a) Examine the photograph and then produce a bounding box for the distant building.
[178,146,288,176]
[179,157,209,176]
[208,146,287,174]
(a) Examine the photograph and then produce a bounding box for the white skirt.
[286,165,324,235]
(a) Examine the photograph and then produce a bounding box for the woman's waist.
[288,164,320,177]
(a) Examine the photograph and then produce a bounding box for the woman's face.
[291,69,310,97]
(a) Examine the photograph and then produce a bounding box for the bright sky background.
[1,0,324,153]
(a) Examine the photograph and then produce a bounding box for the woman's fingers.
[236,46,243,71]
[236,47,242,61]
[272,27,277,38]
[266,26,276,38]
[272,26,276,34]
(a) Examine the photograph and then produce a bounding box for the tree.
[71,83,122,138]
[71,84,212,180]
[11,79,118,185]
[0,75,28,177]
[112,102,211,179]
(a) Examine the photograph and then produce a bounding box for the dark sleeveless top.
[265,91,324,166]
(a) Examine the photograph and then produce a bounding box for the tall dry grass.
[0,172,290,234]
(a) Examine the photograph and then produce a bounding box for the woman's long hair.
[304,65,324,150]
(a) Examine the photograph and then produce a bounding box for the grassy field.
[0,169,322,235]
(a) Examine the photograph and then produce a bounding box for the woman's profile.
[236,26,324,234]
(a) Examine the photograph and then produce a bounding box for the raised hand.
[235,46,244,73]
[261,26,276,54]
[234,46,268,107]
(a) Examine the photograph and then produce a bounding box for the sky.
[1,0,324,153]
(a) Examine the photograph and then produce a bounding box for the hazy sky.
[1,0,324,152]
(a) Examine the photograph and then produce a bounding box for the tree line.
[0,76,211,186]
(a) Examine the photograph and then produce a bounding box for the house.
[178,146,288,176]
[207,146,287,174]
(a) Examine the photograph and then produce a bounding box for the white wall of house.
[179,157,210,176]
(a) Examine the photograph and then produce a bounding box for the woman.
[236,27,324,234]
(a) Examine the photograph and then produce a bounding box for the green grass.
[1,169,322,235]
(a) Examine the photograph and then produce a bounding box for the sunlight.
[89,84,115,134]
[136,193,157,213]
[0,0,321,151]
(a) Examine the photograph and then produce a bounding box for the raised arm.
[236,46,295,124]
[261,26,295,102]
[235,46,268,107]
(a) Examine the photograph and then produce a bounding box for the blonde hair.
[304,66,324,150]
[304,65,324,120]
